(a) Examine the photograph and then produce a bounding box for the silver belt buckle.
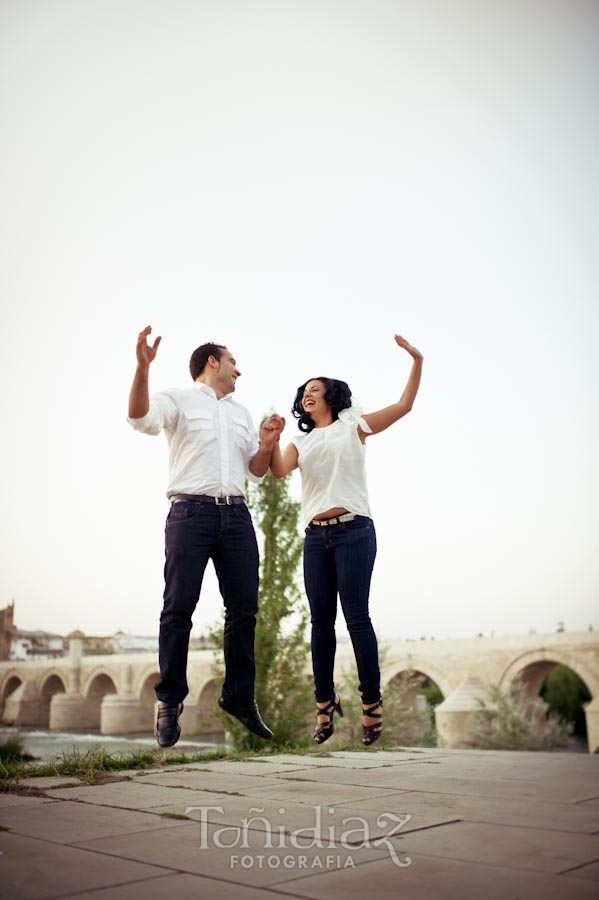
[215,496,231,506]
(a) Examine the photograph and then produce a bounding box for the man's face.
[216,349,241,394]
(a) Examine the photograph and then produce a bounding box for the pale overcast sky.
[0,0,596,643]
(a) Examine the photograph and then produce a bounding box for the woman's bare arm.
[361,335,423,437]
[269,428,299,479]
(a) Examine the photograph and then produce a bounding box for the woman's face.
[302,380,329,417]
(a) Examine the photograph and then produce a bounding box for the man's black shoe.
[155,701,184,748]
[218,696,273,740]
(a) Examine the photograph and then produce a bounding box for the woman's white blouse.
[290,406,373,529]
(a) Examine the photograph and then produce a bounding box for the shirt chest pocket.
[232,415,251,449]
[183,410,215,437]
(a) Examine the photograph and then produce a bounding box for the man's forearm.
[128,365,150,419]
[249,444,274,477]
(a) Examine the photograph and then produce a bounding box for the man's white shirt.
[128,382,262,497]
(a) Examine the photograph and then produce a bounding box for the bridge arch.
[499,649,598,700]
[133,664,161,699]
[83,671,118,730]
[0,671,23,720]
[384,660,451,704]
[39,672,67,726]
[138,669,161,725]
[1,670,23,699]
[194,678,224,735]
[81,667,121,698]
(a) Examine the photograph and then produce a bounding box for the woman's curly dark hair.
[292,377,353,433]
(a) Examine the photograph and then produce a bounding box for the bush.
[0,733,30,763]
[470,677,572,751]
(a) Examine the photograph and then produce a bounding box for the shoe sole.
[156,732,180,749]
[218,699,273,740]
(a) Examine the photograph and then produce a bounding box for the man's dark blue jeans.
[155,499,259,706]
[303,515,380,705]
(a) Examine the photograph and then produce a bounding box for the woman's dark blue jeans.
[155,499,259,707]
[303,515,380,704]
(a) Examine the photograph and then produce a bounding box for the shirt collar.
[193,382,233,402]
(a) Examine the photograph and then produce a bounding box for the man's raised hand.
[136,325,162,369]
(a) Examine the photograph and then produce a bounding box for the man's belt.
[170,494,246,506]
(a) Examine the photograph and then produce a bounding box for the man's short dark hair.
[189,343,226,381]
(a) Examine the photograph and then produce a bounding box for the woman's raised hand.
[394,334,423,361]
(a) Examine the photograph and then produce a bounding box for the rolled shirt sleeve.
[127,389,181,435]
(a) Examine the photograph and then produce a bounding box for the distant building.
[0,601,17,660]
[10,636,64,661]
[65,630,117,655]
[112,632,158,654]
[1,602,211,660]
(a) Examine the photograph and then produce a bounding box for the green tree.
[210,473,313,750]
[540,665,591,736]
[420,677,444,709]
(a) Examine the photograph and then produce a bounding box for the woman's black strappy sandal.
[361,696,383,746]
[313,694,344,745]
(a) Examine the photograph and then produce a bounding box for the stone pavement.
[0,746,598,900]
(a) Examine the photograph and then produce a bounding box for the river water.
[1,727,587,763]
[0,726,226,763]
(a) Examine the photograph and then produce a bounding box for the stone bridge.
[1,631,597,752]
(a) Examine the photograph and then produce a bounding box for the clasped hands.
[259,413,286,449]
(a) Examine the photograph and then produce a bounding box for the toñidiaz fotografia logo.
[184,804,413,870]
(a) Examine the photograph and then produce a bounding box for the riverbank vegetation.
[0,735,275,788]
[471,676,572,750]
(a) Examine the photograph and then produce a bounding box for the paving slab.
[148,793,457,838]
[563,860,599,882]
[53,872,310,900]
[272,850,599,900]
[129,769,290,792]
[388,819,598,874]
[17,776,83,789]
[0,831,173,900]
[0,800,189,843]
[150,759,312,775]
[237,779,406,806]
[43,781,234,809]
[391,789,599,833]
[306,767,596,803]
[258,763,443,788]
[75,820,390,888]
[253,752,404,768]
[0,793,56,809]
[2,747,597,900]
